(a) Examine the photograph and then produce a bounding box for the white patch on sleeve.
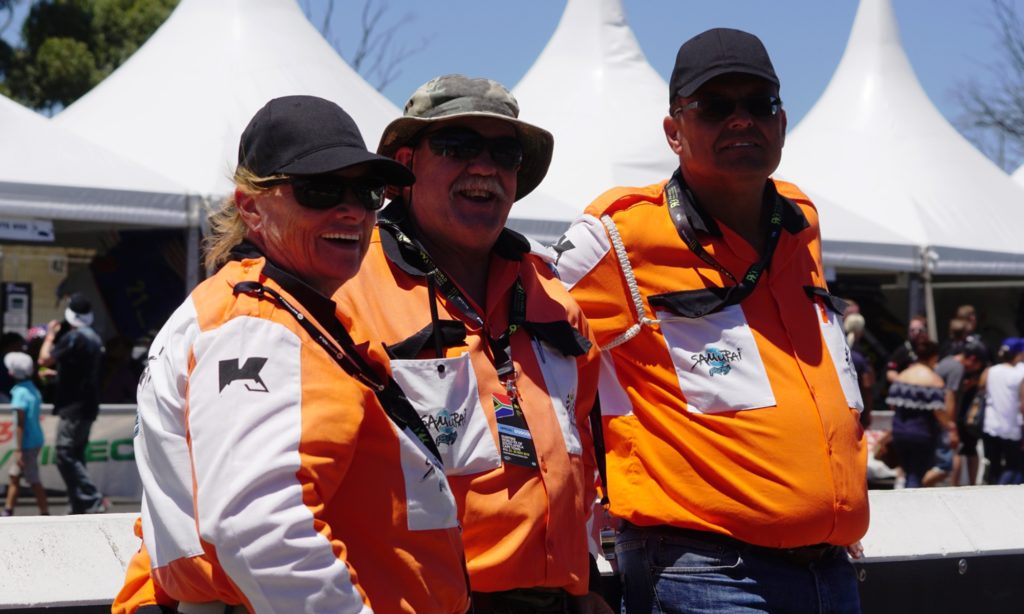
[396,425,460,531]
[188,316,367,613]
[552,214,611,290]
[597,352,633,417]
[135,297,205,568]
[817,306,865,411]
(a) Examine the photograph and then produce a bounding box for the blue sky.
[4,0,1021,169]
[307,0,1023,170]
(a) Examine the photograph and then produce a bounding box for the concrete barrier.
[0,513,137,611]
[2,488,1023,611]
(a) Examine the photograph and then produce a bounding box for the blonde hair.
[843,312,865,346]
[203,167,287,270]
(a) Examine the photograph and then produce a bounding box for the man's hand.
[846,540,865,560]
[15,449,24,469]
[46,319,61,338]
[570,591,615,614]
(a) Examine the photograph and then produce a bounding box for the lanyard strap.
[664,170,783,306]
[381,220,527,393]
[231,280,444,463]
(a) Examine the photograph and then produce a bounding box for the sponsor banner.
[0,406,141,498]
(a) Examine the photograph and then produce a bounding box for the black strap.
[652,170,784,318]
[803,286,849,315]
[386,320,467,361]
[231,280,444,463]
[589,393,609,507]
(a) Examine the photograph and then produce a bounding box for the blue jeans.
[615,524,861,614]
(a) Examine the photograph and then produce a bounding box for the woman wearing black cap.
[114,96,470,614]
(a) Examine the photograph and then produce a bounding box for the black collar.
[378,199,531,278]
[229,241,339,329]
[674,176,809,237]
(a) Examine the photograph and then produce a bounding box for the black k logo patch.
[219,357,269,393]
[552,235,575,265]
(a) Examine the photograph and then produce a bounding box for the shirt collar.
[228,241,339,326]
[672,173,809,237]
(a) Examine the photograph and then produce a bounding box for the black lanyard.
[652,171,784,317]
[231,279,444,464]
[381,220,527,397]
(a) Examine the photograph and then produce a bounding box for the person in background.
[845,312,875,428]
[979,337,1024,485]
[37,293,107,515]
[886,315,929,383]
[335,75,610,614]
[948,341,988,486]
[0,332,27,404]
[552,28,867,613]
[887,340,958,488]
[939,317,968,359]
[113,95,469,613]
[2,352,48,517]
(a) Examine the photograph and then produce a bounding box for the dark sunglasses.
[256,175,386,211]
[423,128,524,170]
[674,94,783,123]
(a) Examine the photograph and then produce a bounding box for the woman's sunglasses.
[423,128,524,170]
[256,175,386,211]
[674,94,783,123]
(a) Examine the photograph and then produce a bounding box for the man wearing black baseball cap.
[114,95,471,613]
[554,29,869,612]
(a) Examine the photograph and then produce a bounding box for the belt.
[625,522,844,567]
[176,602,246,614]
[471,587,570,614]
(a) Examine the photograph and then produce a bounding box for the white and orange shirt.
[555,178,869,549]
[334,217,600,595]
[114,246,469,614]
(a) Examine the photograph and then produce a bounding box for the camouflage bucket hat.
[378,74,554,201]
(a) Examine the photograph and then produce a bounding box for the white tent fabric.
[0,94,188,227]
[1014,164,1024,188]
[777,0,1024,276]
[509,0,676,241]
[55,0,399,198]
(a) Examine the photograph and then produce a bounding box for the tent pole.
[185,195,200,294]
[922,246,938,341]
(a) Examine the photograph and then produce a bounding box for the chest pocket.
[805,287,864,411]
[390,352,502,477]
[651,301,776,414]
[395,425,460,531]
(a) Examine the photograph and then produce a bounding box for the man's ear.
[235,188,262,232]
[663,115,684,155]
[394,147,414,168]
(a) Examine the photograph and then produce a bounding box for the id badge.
[492,392,539,468]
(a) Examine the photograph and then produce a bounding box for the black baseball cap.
[238,95,414,186]
[669,28,780,101]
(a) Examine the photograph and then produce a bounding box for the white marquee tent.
[509,0,676,242]
[508,0,922,262]
[55,0,400,199]
[1014,164,1024,189]
[0,94,189,231]
[777,0,1024,277]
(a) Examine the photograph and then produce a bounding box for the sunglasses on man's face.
[423,128,524,170]
[257,175,386,211]
[675,94,783,123]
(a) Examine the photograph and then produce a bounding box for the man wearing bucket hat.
[38,292,107,515]
[552,29,869,611]
[335,75,612,613]
[112,95,470,613]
